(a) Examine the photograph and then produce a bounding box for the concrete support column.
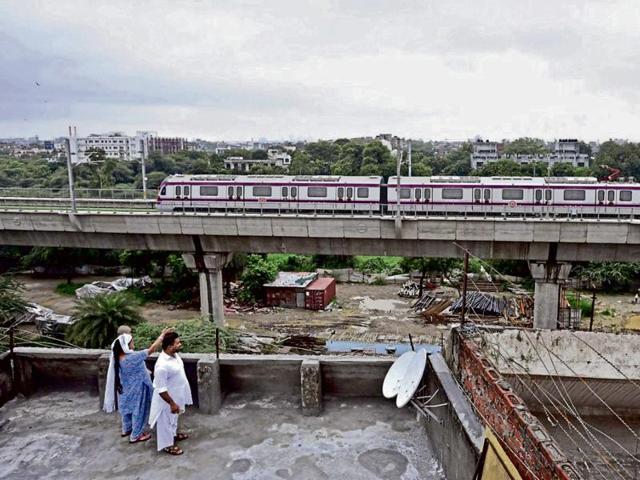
[301,359,322,416]
[529,262,572,330]
[197,357,222,414]
[183,252,233,326]
[97,353,110,410]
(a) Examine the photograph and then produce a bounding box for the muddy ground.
[15,276,445,344]
[15,275,640,345]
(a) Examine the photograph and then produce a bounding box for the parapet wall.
[452,331,581,480]
[7,348,395,410]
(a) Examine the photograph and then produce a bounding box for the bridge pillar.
[528,261,572,330]
[182,252,233,326]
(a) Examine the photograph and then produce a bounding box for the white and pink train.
[156,174,640,216]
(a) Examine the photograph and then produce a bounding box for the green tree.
[474,160,524,177]
[361,141,392,177]
[331,142,364,176]
[550,162,576,177]
[66,292,144,348]
[119,250,169,277]
[0,275,28,327]
[238,255,277,302]
[503,138,549,155]
[400,257,460,296]
[573,262,640,291]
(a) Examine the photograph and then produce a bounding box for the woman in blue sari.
[104,328,171,443]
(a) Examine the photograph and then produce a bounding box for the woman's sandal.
[129,432,152,444]
[175,433,189,442]
[164,445,183,455]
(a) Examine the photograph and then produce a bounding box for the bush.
[355,256,402,274]
[132,320,239,353]
[239,255,277,302]
[55,282,85,296]
[268,254,316,272]
[566,292,593,317]
[0,275,27,327]
[66,292,144,348]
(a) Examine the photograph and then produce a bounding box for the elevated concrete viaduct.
[1,211,639,329]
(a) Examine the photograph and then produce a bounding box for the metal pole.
[66,126,77,213]
[215,327,220,359]
[394,150,402,232]
[461,252,469,324]
[589,288,596,332]
[9,326,15,384]
[140,140,148,200]
[408,333,415,351]
[408,139,412,177]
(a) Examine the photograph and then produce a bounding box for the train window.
[184,186,190,196]
[282,186,288,197]
[608,190,615,202]
[502,189,524,200]
[415,189,421,200]
[474,189,481,201]
[484,189,491,200]
[291,187,297,198]
[200,186,218,196]
[338,187,344,198]
[357,187,369,198]
[236,186,243,197]
[424,189,431,200]
[442,188,463,200]
[564,190,585,201]
[545,190,552,201]
[228,186,234,197]
[160,186,166,196]
[347,187,353,198]
[620,190,632,202]
[175,185,182,196]
[535,190,542,202]
[399,188,411,199]
[253,186,272,197]
[308,187,327,197]
[597,190,605,202]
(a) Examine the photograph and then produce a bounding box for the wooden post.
[589,289,597,332]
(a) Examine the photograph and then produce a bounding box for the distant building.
[470,138,590,170]
[67,129,154,164]
[224,150,291,172]
[147,136,189,155]
[264,272,336,310]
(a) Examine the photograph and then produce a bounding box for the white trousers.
[156,410,179,451]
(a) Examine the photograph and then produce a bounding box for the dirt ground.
[15,276,445,344]
[584,291,640,331]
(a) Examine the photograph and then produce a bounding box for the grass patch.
[132,320,242,353]
[566,292,593,317]
[54,282,85,296]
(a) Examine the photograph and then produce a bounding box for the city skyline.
[2,1,640,141]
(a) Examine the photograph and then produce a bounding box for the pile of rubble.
[397,281,421,298]
[14,303,75,337]
[75,276,152,299]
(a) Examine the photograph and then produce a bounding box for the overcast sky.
[1,0,640,141]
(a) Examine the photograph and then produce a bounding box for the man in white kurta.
[149,332,193,453]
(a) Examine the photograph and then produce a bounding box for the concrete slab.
[0,391,445,480]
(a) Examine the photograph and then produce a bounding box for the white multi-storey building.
[224,152,291,172]
[470,138,590,170]
[67,129,155,164]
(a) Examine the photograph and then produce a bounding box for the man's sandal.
[121,431,132,438]
[129,432,152,444]
[164,445,183,455]
[175,433,189,442]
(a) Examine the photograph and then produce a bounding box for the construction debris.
[75,276,153,298]
[398,281,421,298]
[451,292,507,316]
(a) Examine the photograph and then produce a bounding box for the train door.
[182,184,192,210]
[282,186,289,211]
[290,186,298,213]
[337,186,345,211]
[346,186,354,212]
[236,186,244,209]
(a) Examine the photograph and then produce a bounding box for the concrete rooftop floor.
[0,391,445,480]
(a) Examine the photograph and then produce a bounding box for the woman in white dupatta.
[103,328,171,443]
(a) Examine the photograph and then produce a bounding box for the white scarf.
[103,334,133,413]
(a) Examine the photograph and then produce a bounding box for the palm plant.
[66,292,143,348]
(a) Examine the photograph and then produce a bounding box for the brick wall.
[456,334,581,480]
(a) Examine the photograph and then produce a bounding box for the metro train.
[156,174,640,216]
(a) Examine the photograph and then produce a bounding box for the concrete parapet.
[97,353,110,410]
[300,359,322,416]
[197,356,222,414]
[0,352,14,407]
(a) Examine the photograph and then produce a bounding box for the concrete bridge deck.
[0,210,638,261]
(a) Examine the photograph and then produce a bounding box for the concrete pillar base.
[197,357,222,414]
[183,252,233,326]
[529,262,572,330]
[97,353,110,410]
[301,359,322,416]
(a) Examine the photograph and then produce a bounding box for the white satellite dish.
[396,348,428,408]
[382,350,416,399]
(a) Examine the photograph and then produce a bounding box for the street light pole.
[66,126,77,213]
[140,146,148,199]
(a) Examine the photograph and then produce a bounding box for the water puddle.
[326,340,440,356]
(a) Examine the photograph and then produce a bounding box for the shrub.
[238,255,277,303]
[0,275,27,327]
[55,282,85,296]
[566,292,593,317]
[132,320,239,353]
[66,292,144,348]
